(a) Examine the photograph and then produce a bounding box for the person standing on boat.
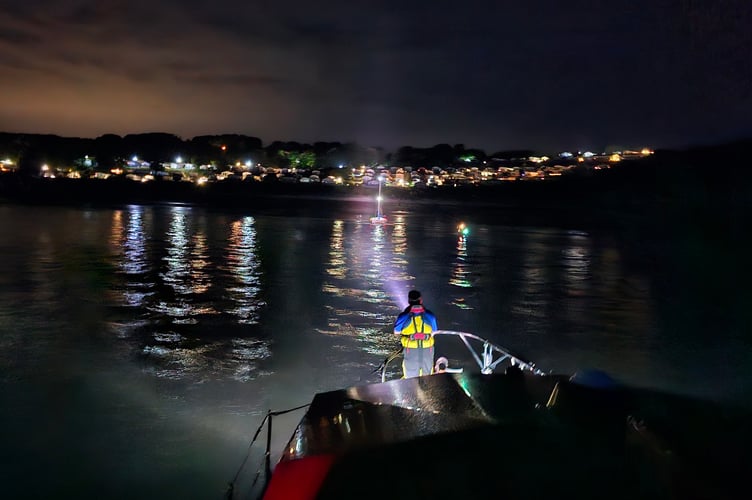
[393,290,439,378]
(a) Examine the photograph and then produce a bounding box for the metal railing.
[381,330,545,382]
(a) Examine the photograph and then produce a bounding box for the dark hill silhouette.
[0,132,749,234]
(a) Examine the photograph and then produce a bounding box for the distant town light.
[245,160,252,167]
[132,155,138,162]
[176,156,182,163]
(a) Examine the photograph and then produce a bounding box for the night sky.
[1,0,750,153]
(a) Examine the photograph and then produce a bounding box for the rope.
[226,339,403,498]
[226,332,405,498]
[226,403,311,499]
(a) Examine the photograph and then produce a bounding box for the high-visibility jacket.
[394,305,438,348]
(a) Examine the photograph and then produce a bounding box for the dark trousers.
[402,346,434,378]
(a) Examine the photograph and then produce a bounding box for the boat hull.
[263,372,751,500]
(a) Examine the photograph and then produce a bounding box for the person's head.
[408,289,422,305]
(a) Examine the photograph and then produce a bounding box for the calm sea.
[0,201,748,499]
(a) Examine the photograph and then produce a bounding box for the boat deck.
[262,371,750,500]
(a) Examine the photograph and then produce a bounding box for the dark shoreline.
[0,173,744,236]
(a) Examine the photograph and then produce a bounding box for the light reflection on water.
[320,214,414,362]
[103,206,270,386]
[449,234,473,290]
[222,216,264,324]
[0,203,749,499]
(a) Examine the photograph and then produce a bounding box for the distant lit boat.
[229,330,752,500]
[369,177,387,224]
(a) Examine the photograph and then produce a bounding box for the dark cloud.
[0,0,750,152]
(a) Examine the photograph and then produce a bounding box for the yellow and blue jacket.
[394,305,438,348]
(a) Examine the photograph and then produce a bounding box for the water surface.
[0,202,748,499]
